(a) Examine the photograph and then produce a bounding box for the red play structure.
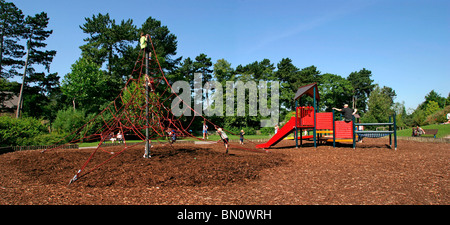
[255,107,354,149]
[256,83,354,149]
[256,82,397,150]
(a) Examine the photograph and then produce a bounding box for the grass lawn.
[78,134,273,147]
[78,139,144,147]
[198,134,271,141]
[396,124,450,138]
[77,124,450,147]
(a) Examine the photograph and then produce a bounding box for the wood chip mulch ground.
[0,138,448,205]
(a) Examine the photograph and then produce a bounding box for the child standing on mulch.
[239,130,245,145]
[167,128,177,144]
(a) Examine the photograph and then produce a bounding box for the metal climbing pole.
[142,34,151,158]
[144,45,150,158]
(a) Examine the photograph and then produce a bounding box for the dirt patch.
[0,139,448,205]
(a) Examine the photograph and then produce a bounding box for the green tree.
[214,58,234,84]
[421,90,446,109]
[274,58,299,111]
[212,59,234,128]
[52,108,98,141]
[22,12,57,81]
[411,109,426,126]
[257,59,276,81]
[77,15,180,116]
[139,16,179,74]
[297,65,320,88]
[424,101,440,117]
[347,68,374,113]
[194,53,213,81]
[192,53,213,107]
[424,105,450,125]
[79,13,136,109]
[0,0,25,79]
[392,101,407,128]
[225,59,277,128]
[17,12,58,119]
[235,59,275,81]
[446,93,450,106]
[170,56,195,88]
[381,86,396,106]
[61,57,112,113]
[362,84,396,123]
[317,73,354,111]
[80,13,136,77]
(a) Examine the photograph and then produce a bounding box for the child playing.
[166,128,177,144]
[202,122,208,140]
[239,129,245,145]
[171,129,177,143]
[116,131,123,143]
[216,127,229,154]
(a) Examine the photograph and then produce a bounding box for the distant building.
[0,92,19,117]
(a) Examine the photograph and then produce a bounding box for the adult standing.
[274,124,279,135]
[333,104,357,123]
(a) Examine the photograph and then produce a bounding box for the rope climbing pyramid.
[43,34,263,184]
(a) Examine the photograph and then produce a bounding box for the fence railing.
[0,144,78,155]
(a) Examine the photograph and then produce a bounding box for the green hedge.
[224,126,257,135]
[0,116,47,147]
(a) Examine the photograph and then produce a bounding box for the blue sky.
[13,0,450,111]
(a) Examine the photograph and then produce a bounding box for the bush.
[284,112,296,124]
[424,105,450,125]
[242,127,256,135]
[29,132,69,146]
[260,126,274,135]
[411,109,426,126]
[224,126,257,135]
[0,116,47,147]
[52,108,103,141]
[52,108,89,134]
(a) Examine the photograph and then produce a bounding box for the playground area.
[2,33,447,205]
[0,138,448,205]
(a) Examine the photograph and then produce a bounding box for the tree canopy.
[0,0,26,79]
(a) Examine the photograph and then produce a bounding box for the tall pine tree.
[79,13,137,105]
[17,12,58,118]
[0,0,25,79]
[139,16,179,74]
[80,13,136,77]
[347,68,375,113]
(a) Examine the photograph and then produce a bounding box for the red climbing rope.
[45,34,266,185]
